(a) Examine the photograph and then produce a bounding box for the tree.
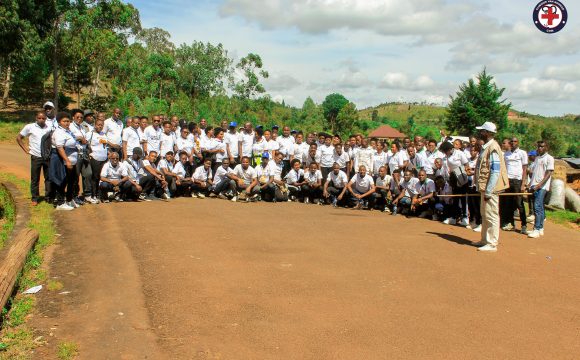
[371,109,378,121]
[446,69,511,136]
[541,124,567,157]
[136,27,174,54]
[321,93,349,133]
[174,41,232,99]
[335,102,359,137]
[232,53,268,99]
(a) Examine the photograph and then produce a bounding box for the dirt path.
[1,144,579,359]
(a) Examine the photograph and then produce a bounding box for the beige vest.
[476,139,509,193]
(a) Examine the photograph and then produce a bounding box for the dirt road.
[1,144,579,359]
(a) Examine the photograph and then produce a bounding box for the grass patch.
[57,341,79,360]
[546,209,580,227]
[0,172,57,359]
[0,185,16,249]
[46,280,63,292]
[0,112,29,144]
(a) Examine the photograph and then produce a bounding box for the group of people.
[17,101,555,252]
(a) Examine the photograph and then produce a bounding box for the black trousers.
[99,180,131,200]
[467,187,482,224]
[320,167,332,185]
[327,186,346,205]
[89,158,107,198]
[139,175,156,196]
[282,160,291,178]
[212,179,235,195]
[451,183,468,218]
[502,178,527,227]
[30,155,51,202]
[301,184,322,200]
[75,158,92,198]
[56,166,77,204]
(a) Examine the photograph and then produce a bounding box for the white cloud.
[510,78,577,101]
[379,72,435,90]
[264,73,301,91]
[542,63,580,81]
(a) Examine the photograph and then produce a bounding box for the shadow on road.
[426,231,478,247]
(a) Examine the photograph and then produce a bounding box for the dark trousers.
[282,160,291,178]
[212,179,235,195]
[139,175,156,196]
[320,167,332,185]
[30,155,51,202]
[75,158,92,198]
[191,182,211,195]
[327,186,346,205]
[373,189,389,208]
[89,158,107,198]
[451,183,468,218]
[56,167,77,204]
[467,187,482,224]
[350,188,377,207]
[301,184,322,200]
[99,180,130,200]
[502,178,527,227]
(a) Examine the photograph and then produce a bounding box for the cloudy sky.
[131,0,579,116]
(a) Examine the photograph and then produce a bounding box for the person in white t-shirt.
[144,115,163,157]
[354,139,374,175]
[86,118,110,204]
[158,151,180,198]
[425,139,444,179]
[527,141,554,238]
[191,158,213,198]
[466,146,482,231]
[347,165,376,210]
[388,141,409,176]
[302,162,323,204]
[254,152,277,201]
[323,163,348,207]
[439,141,470,226]
[372,142,389,177]
[99,151,130,202]
[230,156,259,201]
[434,176,453,221]
[502,137,529,233]
[316,135,335,184]
[238,122,254,163]
[122,116,142,161]
[277,126,296,176]
[17,111,52,205]
[392,170,419,216]
[332,143,350,176]
[225,122,240,167]
[50,112,80,210]
[291,132,307,163]
[210,158,236,199]
[103,108,123,156]
[70,109,92,203]
[159,121,176,158]
[302,144,318,169]
[284,158,305,201]
[141,150,169,200]
[43,101,57,129]
[374,166,392,212]
[171,151,194,197]
[412,170,436,218]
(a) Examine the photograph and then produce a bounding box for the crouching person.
[191,158,213,198]
[230,156,260,202]
[123,147,150,201]
[323,162,348,207]
[284,158,305,201]
[302,162,323,204]
[172,151,194,197]
[374,166,392,212]
[412,169,436,218]
[392,170,419,215]
[158,151,178,198]
[268,152,288,202]
[433,175,452,221]
[211,158,235,199]
[347,165,376,210]
[99,152,130,202]
[142,151,169,200]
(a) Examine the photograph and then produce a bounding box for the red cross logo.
[541,6,560,26]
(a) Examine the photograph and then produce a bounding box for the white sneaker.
[472,225,482,232]
[460,217,470,226]
[231,196,237,202]
[68,201,80,209]
[466,221,476,229]
[477,244,497,252]
[526,215,535,223]
[527,230,541,238]
[501,223,514,231]
[56,203,74,211]
[539,229,544,236]
[304,197,310,204]
[442,218,456,225]
[197,193,205,199]
[190,192,198,198]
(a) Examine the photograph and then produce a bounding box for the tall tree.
[446,69,511,136]
[335,102,359,137]
[232,53,268,99]
[321,93,349,133]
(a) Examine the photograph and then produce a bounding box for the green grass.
[57,341,79,360]
[0,172,57,359]
[0,185,16,249]
[546,209,580,227]
[0,112,29,144]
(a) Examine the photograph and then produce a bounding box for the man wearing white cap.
[474,121,509,252]
[43,101,57,130]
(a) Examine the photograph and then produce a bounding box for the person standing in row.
[49,112,79,211]
[16,112,53,205]
[103,108,124,158]
[502,137,529,234]
[527,141,554,239]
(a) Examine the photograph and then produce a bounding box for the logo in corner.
[533,0,568,33]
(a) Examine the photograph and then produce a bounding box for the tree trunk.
[53,40,59,111]
[76,67,81,106]
[92,66,100,97]
[2,65,10,108]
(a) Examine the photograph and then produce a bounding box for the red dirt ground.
[1,144,579,359]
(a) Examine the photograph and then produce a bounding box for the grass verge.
[546,209,580,228]
[0,172,57,359]
[0,185,16,249]
[57,341,79,360]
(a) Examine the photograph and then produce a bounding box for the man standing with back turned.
[474,122,509,252]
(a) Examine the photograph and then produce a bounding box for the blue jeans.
[533,189,547,230]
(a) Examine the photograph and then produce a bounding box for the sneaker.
[231,196,238,202]
[418,211,430,218]
[472,241,487,247]
[466,220,476,229]
[332,199,338,208]
[392,206,398,216]
[352,203,362,210]
[103,199,110,203]
[138,194,147,201]
[144,194,156,201]
[197,193,206,199]
[539,229,544,236]
[520,226,528,235]
[208,193,217,198]
[477,244,497,252]
[191,192,198,198]
[87,196,99,204]
[442,218,456,225]
[68,201,80,209]
[472,224,482,232]
[501,224,514,231]
[114,195,122,202]
[74,197,85,205]
[460,217,470,226]
[56,203,74,211]
[107,192,114,200]
[304,197,310,204]
[218,194,228,200]
[526,214,535,223]
[527,230,541,238]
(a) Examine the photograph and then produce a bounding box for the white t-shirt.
[213,165,233,186]
[252,137,267,157]
[349,173,374,193]
[224,132,240,157]
[445,149,468,172]
[52,127,78,165]
[437,182,453,204]
[173,161,188,179]
[192,166,213,182]
[354,147,374,174]
[239,131,254,157]
[293,142,309,160]
[267,139,281,158]
[207,138,228,162]
[88,131,108,161]
[144,125,162,154]
[100,161,128,182]
[388,151,408,175]
[159,132,175,157]
[415,178,436,196]
[267,161,284,181]
[400,177,420,197]
[70,122,89,151]
[333,151,350,169]
[327,170,348,188]
[124,158,146,180]
[317,144,335,168]
[372,151,389,175]
[284,168,304,185]
[233,164,256,186]
[425,150,444,175]
[175,136,194,155]
[19,122,51,157]
[103,118,123,146]
[530,153,554,190]
[157,158,175,173]
[277,135,295,160]
[122,127,142,156]
[375,174,392,188]
[504,149,528,180]
[304,169,322,185]
[255,163,273,183]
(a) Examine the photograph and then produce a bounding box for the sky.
[130,0,580,116]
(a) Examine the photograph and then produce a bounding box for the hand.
[338,194,343,200]
[393,199,399,205]
[229,156,234,163]
[411,205,416,211]
[176,179,181,186]
[219,149,225,154]
[323,191,329,198]
[237,179,245,187]
[245,186,252,193]
[99,139,107,144]
[135,185,142,192]
[66,161,73,169]
[521,184,526,192]
[484,194,491,201]
[201,181,206,188]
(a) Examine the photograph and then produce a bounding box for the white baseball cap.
[43,101,55,109]
[476,121,497,133]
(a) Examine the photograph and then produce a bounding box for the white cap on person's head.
[475,121,497,133]
[43,101,55,109]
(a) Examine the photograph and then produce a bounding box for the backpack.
[40,130,54,161]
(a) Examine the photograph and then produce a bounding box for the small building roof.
[368,125,407,139]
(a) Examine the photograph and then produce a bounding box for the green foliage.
[0,185,16,249]
[233,53,269,99]
[335,102,359,138]
[322,93,349,133]
[541,124,567,157]
[446,69,511,136]
[57,341,79,360]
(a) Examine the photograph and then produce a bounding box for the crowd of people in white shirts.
[17,102,555,239]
